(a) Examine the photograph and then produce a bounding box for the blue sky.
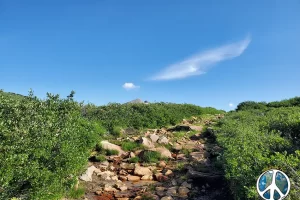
[1,0,300,111]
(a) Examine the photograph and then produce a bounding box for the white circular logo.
[257,169,290,200]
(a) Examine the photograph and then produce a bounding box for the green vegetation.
[83,102,224,132]
[0,90,100,200]
[173,131,186,139]
[216,106,300,199]
[236,96,300,111]
[140,151,162,163]
[129,157,140,163]
[94,155,106,162]
[111,126,123,137]
[66,186,85,199]
[105,149,119,156]
[121,141,142,151]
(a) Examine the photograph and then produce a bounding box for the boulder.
[150,147,172,158]
[139,137,155,148]
[178,187,189,197]
[141,175,153,180]
[134,164,152,176]
[158,136,169,144]
[127,175,140,182]
[120,163,135,170]
[79,166,100,182]
[100,140,125,156]
[166,187,177,196]
[150,134,159,143]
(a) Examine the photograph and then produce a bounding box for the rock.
[127,175,140,182]
[166,187,177,196]
[155,173,169,182]
[104,184,118,192]
[120,163,135,170]
[115,191,135,198]
[134,164,152,176]
[189,152,204,161]
[178,187,189,197]
[130,152,136,158]
[98,171,115,180]
[116,183,128,191]
[141,175,153,180]
[100,140,125,156]
[139,137,155,148]
[119,169,128,176]
[150,147,172,158]
[165,170,173,176]
[181,181,192,189]
[99,161,110,169]
[109,166,115,171]
[158,136,169,144]
[171,179,177,186]
[189,125,203,132]
[176,154,187,160]
[119,175,128,181]
[155,186,166,197]
[158,161,167,168]
[172,143,182,151]
[161,197,173,200]
[79,165,99,182]
[150,134,160,143]
[111,175,119,181]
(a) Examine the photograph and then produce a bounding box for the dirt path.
[75,115,233,200]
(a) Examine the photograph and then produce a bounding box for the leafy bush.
[140,151,162,163]
[216,107,300,199]
[111,126,123,137]
[0,90,99,200]
[236,96,300,111]
[83,102,224,131]
[121,141,142,151]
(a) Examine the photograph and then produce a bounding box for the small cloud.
[149,35,251,81]
[122,82,140,90]
[229,103,234,108]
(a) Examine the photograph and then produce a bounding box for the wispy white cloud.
[150,36,251,81]
[229,103,234,108]
[122,82,140,90]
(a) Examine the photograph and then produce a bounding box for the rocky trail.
[73,115,233,200]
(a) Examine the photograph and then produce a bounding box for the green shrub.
[83,102,224,130]
[105,149,119,156]
[129,157,140,163]
[121,141,141,151]
[66,187,85,199]
[111,126,122,137]
[95,155,106,162]
[0,90,99,200]
[216,107,300,199]
[140,151,161,163]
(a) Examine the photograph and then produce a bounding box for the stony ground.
[72,115,233,200]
